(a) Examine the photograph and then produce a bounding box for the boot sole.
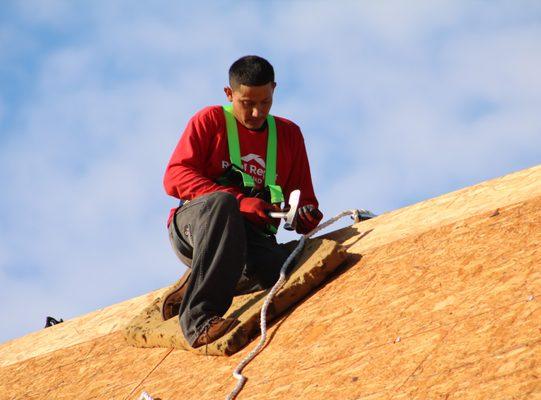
[161,270,191,321]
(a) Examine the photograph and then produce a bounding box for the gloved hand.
[295,205,323,234]
[239,197,275,228]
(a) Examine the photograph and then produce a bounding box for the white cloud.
[277,2,541,218]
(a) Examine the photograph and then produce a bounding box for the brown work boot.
[161,269,191,320]
[192,316,240,348]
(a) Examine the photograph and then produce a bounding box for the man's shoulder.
[192,105,224,123]
[273,114,304,140]
[273,113,299,128]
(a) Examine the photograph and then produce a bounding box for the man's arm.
[284,128,323,234]
[164,109,243,202]
[286,131,319,210]
[164,108,275,229]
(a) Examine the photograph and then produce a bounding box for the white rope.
[226,209,373,399]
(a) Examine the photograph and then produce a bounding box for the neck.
[248,120,267,132]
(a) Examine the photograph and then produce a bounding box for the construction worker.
[162,55,322,348]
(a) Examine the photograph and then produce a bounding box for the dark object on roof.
[44,316,64,328]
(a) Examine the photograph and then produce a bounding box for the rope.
[226,208,374,399]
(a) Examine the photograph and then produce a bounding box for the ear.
[224,86,233,101]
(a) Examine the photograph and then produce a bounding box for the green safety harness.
[222,104,284,204]
[221,104,285,233]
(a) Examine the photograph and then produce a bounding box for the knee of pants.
[168,225,193,267]
[205,191,241,215]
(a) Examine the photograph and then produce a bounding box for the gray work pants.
[168,191,291,346]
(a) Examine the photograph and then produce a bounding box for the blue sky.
[1,1,540,343]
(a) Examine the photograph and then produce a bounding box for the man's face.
[224,82,276,130]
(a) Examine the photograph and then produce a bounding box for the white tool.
[268,189,301,231]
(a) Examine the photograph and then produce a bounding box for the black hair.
[229,55,275,88]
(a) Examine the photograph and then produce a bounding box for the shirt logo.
[241,153,266,168]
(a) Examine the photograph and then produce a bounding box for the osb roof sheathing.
[1,164,540,399]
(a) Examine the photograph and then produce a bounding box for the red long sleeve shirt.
[164,105,319,228]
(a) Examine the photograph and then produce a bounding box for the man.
[162,55,323,348]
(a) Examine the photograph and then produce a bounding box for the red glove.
[296,205,323,234]
[239,197,275,228]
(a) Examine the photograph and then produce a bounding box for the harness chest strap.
[222,105,284,204]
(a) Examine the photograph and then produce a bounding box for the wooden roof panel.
[1,165,539,399]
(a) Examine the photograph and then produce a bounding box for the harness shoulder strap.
[223,105,255,188]
[265,114,284,204]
